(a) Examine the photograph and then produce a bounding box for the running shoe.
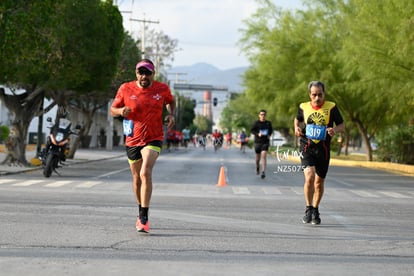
[312,208,321,225]
[136,217,150,233]
[135,217,140,230]
[302,206,313,223]
[256,166,260,175]
[261,171,266,179]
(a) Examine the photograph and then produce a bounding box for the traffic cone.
[216,166,227,187]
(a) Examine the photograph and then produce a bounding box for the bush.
[376,125,414,164]
[0,125,10,143]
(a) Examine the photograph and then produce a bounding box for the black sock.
[140,207,149,223]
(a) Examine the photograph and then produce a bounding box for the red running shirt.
[112,81,174,146]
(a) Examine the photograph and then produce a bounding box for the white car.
[271,131,287,146]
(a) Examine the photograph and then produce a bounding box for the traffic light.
[213,97,218,106]
[191,99,197,107]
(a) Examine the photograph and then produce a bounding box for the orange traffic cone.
[216,166,227,187]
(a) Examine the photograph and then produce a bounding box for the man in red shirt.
[212,129,223,151]
[110,59,175,233]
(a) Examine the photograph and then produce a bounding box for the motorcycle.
[38,117,80,177]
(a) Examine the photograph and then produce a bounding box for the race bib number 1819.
[306,124,327,140]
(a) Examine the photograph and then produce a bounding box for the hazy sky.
[117,0,304,70]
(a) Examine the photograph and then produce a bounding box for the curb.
[0,153,125,176]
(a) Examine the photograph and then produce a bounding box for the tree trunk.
[353,118,373,161]
[67,109,95,159]
[1,122,31,166]
[0,88,43,166]
[343,128,350,156]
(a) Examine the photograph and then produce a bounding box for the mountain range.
[167,63,248,93]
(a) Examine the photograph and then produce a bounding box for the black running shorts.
[254,143,270,154]
[300,143,330,178]
[126,140,162,162]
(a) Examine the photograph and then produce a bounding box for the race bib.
[260,129,269,136]
[306,124,327,141]
[123,119,134,137]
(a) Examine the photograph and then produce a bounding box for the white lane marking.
[12,180,44,186]
[76,181,102,188]
[232,187,250,194]
[262,187,282,195]
[332,178,355,188]
[378,191,411,199]
[0,179,16,185]
[290,187,302,195]
[349,190,379,198]
[44,180,73,187]
[94,167,130,179]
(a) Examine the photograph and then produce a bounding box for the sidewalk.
[0,146,125,176]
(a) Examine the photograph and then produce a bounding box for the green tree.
[68,31,140,155]
[335,0,414,161]
[0,0,124,163]
[376,125,414,164]
[174,93,196,131]
[111,32,142,91]
[239,0,346,140]
[56,0,124,157]
[220,93,256,134]
[239,1,322,127]
[0,0,58,165]
[193,115,213,134]
[237,0,413,162]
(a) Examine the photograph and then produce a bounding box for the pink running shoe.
[136,218,150,233]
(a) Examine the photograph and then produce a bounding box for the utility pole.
[130,16,159,59]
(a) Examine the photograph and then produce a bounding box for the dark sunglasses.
[137,68,153,76]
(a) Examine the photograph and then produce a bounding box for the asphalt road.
[0,145,413,275]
